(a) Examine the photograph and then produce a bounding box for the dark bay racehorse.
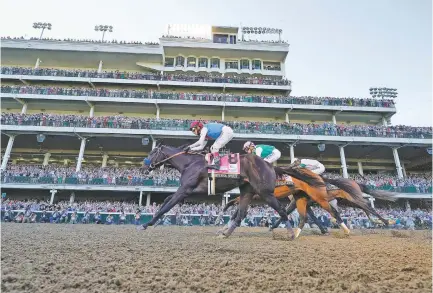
[139,144,324,239]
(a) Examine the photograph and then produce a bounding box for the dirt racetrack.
[1,224,431,293]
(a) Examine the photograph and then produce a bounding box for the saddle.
[207,153,241,195]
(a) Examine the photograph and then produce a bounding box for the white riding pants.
[264,149,281,164]
[210,126,234,153]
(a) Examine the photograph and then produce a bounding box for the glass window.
[252,60,262,70]
[240,59,250,70]
[229,35,236,44]
[198,58,208,68]
[164,57,174,67]
[225,60,239,70]
[263,62,281,71]
[213,34,228,44]
[187,57,196,68]
[176,56,185,67]
[210,58,220,68]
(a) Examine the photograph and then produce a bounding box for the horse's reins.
[147,149,205,172]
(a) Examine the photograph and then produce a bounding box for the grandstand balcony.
[0,71,291,92]
[0,91,397,117]
[1,122,430,146]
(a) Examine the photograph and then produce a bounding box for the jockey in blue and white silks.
[186,121,234,169]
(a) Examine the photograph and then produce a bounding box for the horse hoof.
[216,234,228,239]
[216,229,224,235]
[137,225,147,231]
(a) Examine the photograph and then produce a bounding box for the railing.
[0,86,396,108]
[1,176,180,187]
[1,67,290,86]
[2,116,431,139]
[2,176,431,193]
[3,210,431,229]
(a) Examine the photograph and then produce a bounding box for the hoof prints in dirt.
[1,224,432,293]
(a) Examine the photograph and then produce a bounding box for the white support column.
[50,189,57,205]
[368,197,375,208]
[339,146,348,178]
[139,191,143,207]
[34,58,41,69]
[221,107,225,121]
[290,144,295,163]
[285,110,290,123]
[152,139,157,150]
[76,138,87,172]
[102,153,109,168]
[1,135,15,171]
[155,104,160,120]
[70,192,75,204]
[21,103,28,114]
[98,60,103,73]
[382,116,387,126]
[146,193,151,206]
[392,147,403,179]
[401,161,407,178]
[223,193,230,205]
[405,200,411,211]
[89,105,95,118]
[43,152,51,166]
[332,114,337,125]
[357,161,364,176]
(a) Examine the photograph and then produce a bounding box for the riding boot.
[208,152,220,170]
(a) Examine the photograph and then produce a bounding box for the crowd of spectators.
[1,36,158,45]
[241,39,288,44]
[1,35,289,46]
[2,164,431,193]
[1,67,290,86]
[1,85,395,108]
[332,172,432,193]
[1,164,180,187]
[2,198,431,230]
[2,113,431,139]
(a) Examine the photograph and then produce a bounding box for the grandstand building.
[1,25,432,207]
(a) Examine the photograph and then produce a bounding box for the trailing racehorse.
[139,144,325,239]
[222,174,397,236]
[216,166,353,237]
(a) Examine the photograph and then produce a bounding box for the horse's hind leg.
[307,205,328,234]
[217,208,239,235]
[308,188,350,234]
[294,196,308,238]
[270,197,297,230]
[261,192,295,240]
[220,193,253,238]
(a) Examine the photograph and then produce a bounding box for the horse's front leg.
[138,187,191,230]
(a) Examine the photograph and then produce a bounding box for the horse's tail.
[358,183,398,202]
[223,197,240,213]
[275,167,326,188]
[321,176,366,203]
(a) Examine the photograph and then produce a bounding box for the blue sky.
[1,0,431,126]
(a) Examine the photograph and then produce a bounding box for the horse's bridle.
[145,147,184,172]
[144,146,205,173]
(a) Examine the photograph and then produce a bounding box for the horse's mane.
[275,166,326,188]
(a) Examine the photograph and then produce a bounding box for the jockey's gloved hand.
[299,163,306,168]
[183,146,190,152]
